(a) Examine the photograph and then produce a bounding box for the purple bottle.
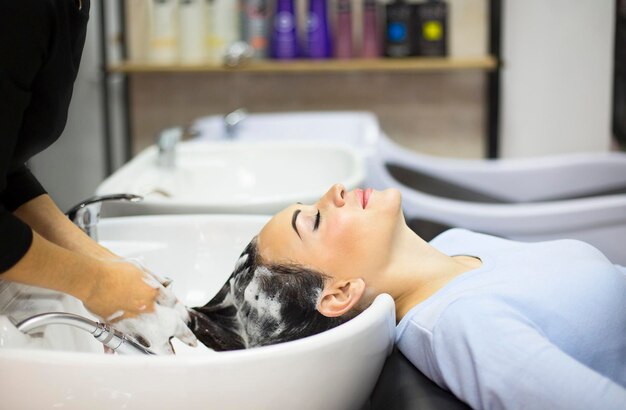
[271,0,298,59]
[306,0,332,59]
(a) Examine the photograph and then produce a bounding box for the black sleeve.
[0,205,33,272]
[0,165,44,272]
[0,1,53,273]
[0,165,46,212]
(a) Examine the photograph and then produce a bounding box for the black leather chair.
[363,348,469,410]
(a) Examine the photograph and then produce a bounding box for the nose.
[320,183,346,208]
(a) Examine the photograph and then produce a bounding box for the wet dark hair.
[189,237,360,351]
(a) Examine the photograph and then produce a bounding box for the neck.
[375,225,480,322]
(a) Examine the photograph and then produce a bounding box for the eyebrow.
[292,209,302,239]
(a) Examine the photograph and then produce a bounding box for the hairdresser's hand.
[82,259,160,321]
[84,260,198,355]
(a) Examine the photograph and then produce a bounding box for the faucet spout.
[223,108,248,139]
[16,312,156,355]
[65,194,143,241]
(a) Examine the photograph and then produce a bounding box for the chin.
[376,188,403,223]
[383,188,402,212]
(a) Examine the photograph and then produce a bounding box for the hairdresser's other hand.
[82,259,160,322]
[83,260,198,354]
[111,298,198,355]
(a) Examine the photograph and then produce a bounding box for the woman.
[190,184,626,409]
[0,0,195,354]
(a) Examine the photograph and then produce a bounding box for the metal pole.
[118,0,133,162]
[486,0,502,159]
[98,0,113,175]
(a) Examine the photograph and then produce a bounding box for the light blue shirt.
[396,229,626,410]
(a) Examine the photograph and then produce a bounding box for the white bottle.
[149,0,179,63]
[206,0,240,62]
[178,0,206,63]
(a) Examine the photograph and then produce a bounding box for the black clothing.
[0,0,89,272]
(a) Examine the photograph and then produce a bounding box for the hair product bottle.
[306,0,332,59]
[148,0,179,63]
[206,0,240,62]
[178,0,206,63]
[384,0,412,58]
[241,0,269,59]
[271,0,298,59]
[362,0,380,58]
[412,0,448,56]
[334,0,352,59]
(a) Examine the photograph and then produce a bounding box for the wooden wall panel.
[129,71,486,158]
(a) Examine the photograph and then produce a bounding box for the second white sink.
[191,111,380,157]
[97,141,365,216]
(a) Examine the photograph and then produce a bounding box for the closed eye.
[313,210,321,231]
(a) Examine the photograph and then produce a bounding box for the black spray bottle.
[412,0,448,56]
[384,0,412,58]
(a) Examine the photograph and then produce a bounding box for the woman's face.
[257,184,404,283]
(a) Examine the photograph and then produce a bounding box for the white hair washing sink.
[368,135,626,264]
[97,141,366,217]
[0,215,395,409]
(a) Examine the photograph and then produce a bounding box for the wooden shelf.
[107,56,497,74]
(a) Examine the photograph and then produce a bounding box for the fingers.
[129,260,177,308]
[172,299,198,347]
[156,285,177,307]
[105,310,125,322]
[135,267,176,308]
[176,319,198,347]
[108,301,198,355]
[103,259,197,353]
[126,258,169,289]
[159,340,175,355]
[129,259,172,287]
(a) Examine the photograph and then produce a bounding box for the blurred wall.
[128,71,488,159]
[501,0,615,158]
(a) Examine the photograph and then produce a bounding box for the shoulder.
[0,1,83,38]
[433,296,532,343]
[0,0,56,53]
[400,296,521,353]
[399,296,533,391]
[0,0,56,24]
[0,0,56,87]
[431,296,537,369]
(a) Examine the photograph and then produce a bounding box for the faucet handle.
[223,41,254,68]
[66,194,143,240]
[157,127,183,148]
[223,108,248,139]
[157,127,184,168]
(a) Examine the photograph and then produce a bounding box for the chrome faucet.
[223,41,254,68]
[16,312,156,355]
[66,194,143,241]
[157,126,184,168]
[223,108,248,139]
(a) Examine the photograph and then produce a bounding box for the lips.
[363,188,372,208]
[355,188,373,209]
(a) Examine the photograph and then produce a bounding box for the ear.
[317,278,366,318]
